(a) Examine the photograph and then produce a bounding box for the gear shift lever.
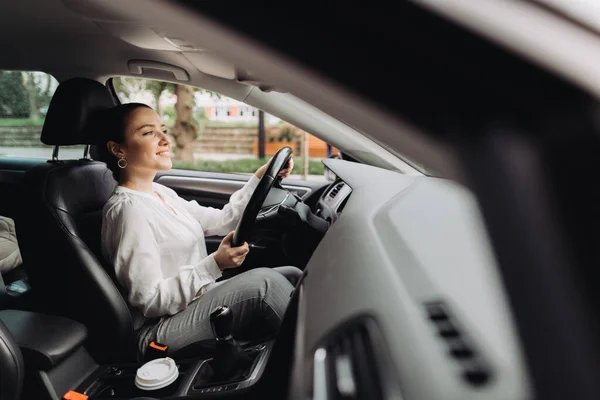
[210,306,234,340]
[209,306,252,381]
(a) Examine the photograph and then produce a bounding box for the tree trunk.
[43,74,52,97]
[170,84,196,161]
[154,91,162,117]
[302,130,309,180]
[258,109,265,159]
[152,81,167,117]
[22,72,39,120]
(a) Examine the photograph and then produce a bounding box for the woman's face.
[110,107,173,175]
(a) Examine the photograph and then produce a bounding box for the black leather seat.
[15,78,140,363]
[0,318,24,400]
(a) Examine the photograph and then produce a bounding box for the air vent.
[313,318,383,400]
[424,301,492,386]
[328,182,345,199]
[337,195,350,213]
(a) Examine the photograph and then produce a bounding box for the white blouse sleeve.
[104,202,222,318]
[175,175,260,237]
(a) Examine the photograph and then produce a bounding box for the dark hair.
[94,103,152,182]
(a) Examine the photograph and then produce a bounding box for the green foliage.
[162,105,177,127]
[277,124,296,142]
[34,73,55,117]
[0,71,56,120]
[266,125,297,142]
[148,80,174,101]
[112,77,219,108]
[172,158,324,175]
[112,77,173,107]
[0,118,44,126]
[0,72,30,118]
[195,107,206,121]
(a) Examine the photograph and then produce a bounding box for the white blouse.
[101,176,259,318]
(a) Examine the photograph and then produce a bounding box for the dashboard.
[289,158,532,400]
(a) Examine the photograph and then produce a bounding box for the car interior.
[1,0,600,400]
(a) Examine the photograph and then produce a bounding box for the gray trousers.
[137,267,300,356]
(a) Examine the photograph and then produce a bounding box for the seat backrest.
[0,318,24,400]
[16,78,139,363]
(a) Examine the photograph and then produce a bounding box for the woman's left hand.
[255,156,294,179]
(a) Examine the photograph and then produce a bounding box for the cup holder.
[86,360,194,399]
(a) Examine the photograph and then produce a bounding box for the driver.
[95,103,301,357]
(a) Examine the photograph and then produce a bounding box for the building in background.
[194,92,280,123]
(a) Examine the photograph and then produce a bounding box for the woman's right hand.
[213,231,250,270]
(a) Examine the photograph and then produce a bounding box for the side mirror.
[323,152,342,182]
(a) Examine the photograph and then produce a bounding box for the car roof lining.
[0,0,279,91]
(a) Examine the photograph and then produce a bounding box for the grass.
[0,118,44,126]
[172,158,325,175]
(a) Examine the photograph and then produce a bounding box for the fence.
[0,125,337,158]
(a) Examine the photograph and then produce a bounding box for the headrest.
[41,78,116,146]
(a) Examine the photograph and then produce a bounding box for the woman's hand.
[255,156,294,179]
[213,231,249,270]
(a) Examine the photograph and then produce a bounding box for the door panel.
[155,168,328,267]
[156,174,317,208]
[0,158,45,220]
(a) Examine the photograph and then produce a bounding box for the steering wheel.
[232,146,293,247]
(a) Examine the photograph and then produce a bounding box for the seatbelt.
[0,272,8,308]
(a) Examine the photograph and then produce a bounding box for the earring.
[117,158,127,169]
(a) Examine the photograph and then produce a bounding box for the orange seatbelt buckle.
[63,390,88,400]
[146,341,169,361]
[149,341,168,351]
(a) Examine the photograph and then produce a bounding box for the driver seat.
[15,78,141,363]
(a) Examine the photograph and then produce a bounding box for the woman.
[97,102,300,356]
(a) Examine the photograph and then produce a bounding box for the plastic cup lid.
[135,357,179,390]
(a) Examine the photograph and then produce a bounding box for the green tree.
[0,71,29,118]
[36,73,55,116]
[147,80,172,117]
[113,77,176,118]
[22,72,39,120]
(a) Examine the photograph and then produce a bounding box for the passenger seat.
[0,318,24,400]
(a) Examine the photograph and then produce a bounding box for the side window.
[112,77,338,181]
[0,71,65,159]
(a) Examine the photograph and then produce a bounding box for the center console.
[0,306,274,400]
[79,341,271,399]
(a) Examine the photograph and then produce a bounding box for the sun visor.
[96,22,182,51]
[183,52,237,80]
[185,52,285,92]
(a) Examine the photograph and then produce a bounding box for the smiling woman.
[92,100,300,358]
[94,103,171,185]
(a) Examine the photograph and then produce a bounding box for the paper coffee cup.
[135,357,179,391]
